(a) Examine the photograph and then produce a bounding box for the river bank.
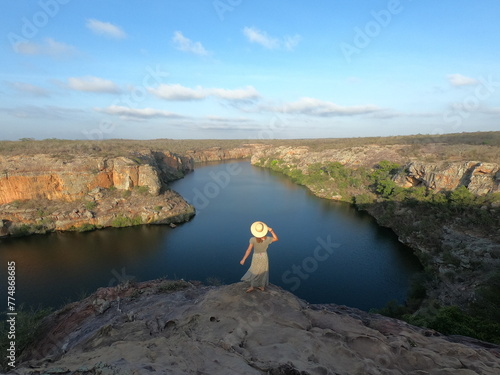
[0,150,197,237]
[1,136,499,344]
[250,144,500,343]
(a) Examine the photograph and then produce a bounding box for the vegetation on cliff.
[1,130,499,161]
[1,132,499,351]
[253,148,500,344]
[0,185,195,238]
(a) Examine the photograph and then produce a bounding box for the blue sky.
[1,0,499,141]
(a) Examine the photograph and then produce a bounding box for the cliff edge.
[0,150,195,236]
[9,280,500,375]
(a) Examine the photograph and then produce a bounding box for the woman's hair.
[256,237,264,243]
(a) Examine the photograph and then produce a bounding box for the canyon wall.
[0,150,194,237]
[0,145,266,237]
[251,144,500,195]
[184,144,267,163]
[0,150,193,205]
[251,144,500,310]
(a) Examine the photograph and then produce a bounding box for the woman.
[240,221,279,292]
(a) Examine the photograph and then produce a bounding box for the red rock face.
[0,147,255,236]
[0,151,192,205]
[0,174,65,203]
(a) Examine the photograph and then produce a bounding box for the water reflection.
[0,226,170,309]
[0,161,422,311]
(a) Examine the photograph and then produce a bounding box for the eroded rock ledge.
[0,150,195,236]
[251,145,500,195]
[11,280,500,375]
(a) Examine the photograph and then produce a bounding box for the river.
[0,160,422,312]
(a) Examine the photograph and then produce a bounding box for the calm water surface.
[0,161,422,311]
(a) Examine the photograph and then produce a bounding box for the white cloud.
[243,27,279,49]
[369,110,440,120]
[206,115,251,123]
[198,123,261,131]
[478,106,500,116]
[243,27,301,51]
[172,31,209,56]
[283,35,302,51]
[148,84,206,100]
[67,76,120,94]
[447,74,478,87]
[15,38,77,58]
[95,105,183,119]
[86,19,126,39]
[265,97,380,117]
[149,84,260,101]
[209,86,260,101]
[7,82,49,97]
[2,105,83,119]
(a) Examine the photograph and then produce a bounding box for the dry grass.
[0,132,499,163]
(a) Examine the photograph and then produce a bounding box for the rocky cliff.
[251,145,499,195]
[9,280,500,374]
[394,161,499,195]
[0,150,192,205]
[0,143,272,237]
[185,144,267,163]
[0,150,194,236]
[251,144,500,319]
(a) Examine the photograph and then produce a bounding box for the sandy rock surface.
[10,281,500,375]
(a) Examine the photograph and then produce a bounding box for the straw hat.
[250,221,268,238]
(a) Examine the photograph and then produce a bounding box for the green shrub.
[0,305,52,372]
[156,280,190,293]
[353,193,375,206]
[11,224,32,236]
[84,201,98,210]
[111,215,143,228]
[449,186,475,207]
[77,223,97,232]
[372,300,408,319]
[134,185,150,195]
[472,272,500,322]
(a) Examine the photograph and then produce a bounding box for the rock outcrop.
[251,145,499,195]
[0,188,195,236]
[185,144,268,163]
[251,144,409,170]
[394,161,500,195]
[0,150,192,205]
[0,150,194,237]
[10,281,500,375]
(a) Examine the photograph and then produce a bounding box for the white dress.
[241,236,274,288]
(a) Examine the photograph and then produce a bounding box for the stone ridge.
[11,280,500,374]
